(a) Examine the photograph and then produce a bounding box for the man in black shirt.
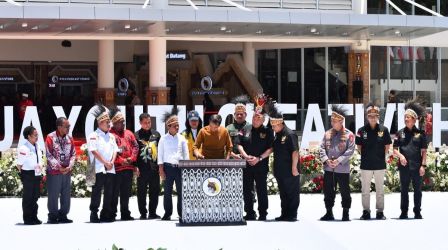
[237,95,273,221]
[265,98,300,222]
[356,103,392,220]
[134,113,161,220]
[393,100,427,219]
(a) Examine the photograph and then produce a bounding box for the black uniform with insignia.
[238,125,274,219]
[135,128,161,219]
[272,125,300,220]
[394,126,427,215]
[356,124,392,171]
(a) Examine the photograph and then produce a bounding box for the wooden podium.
[179,159,246,226]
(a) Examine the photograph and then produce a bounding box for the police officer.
[237,94,273,221]
[319,105,355,221]
[356,103,392,220]
[393,99,427,219]
[226,95,252,160]
[265,98,300,222]
[135,113,162,220]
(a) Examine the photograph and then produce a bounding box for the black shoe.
[47,219,59,224]
[376,212,386,220]
[258,215,267,221]
[58,217,73,224]
[284,217,297,222]
[244,214,257,221]
[24,219,42,225]
[342,209,350,221]
[179,217,183,223]
[275,216,285,221]
[121,216,134,221]
[140,214,147,220]
[360,210,371,220]
[100,217,114,223]
[399,211,408,219]
[320,209,335,221]
[414,212,423,219]
[90,213,100,223]
[161,215,171,221]
[148,214,161,220]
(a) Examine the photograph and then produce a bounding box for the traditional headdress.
[91,103,110,122]
[264,97,283,126]
[366,102,380,117]
[330,105,348,121]
[253,94,268,116]
[231,95,250,113]
[109,105,125,123]
[404,99,426,120]
[163,105,179,126]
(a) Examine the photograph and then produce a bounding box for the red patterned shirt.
[110,128,139,172]
[45,131,76,175]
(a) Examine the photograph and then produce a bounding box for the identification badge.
[60,154,66,161]
[363,132,367,139]
[34,165,41,176]
[260,133,266,139]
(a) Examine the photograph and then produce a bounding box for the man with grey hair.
[45,117,76,224]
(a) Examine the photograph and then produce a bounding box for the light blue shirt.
[88,129,119,174]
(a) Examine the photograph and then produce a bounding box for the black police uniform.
[135,128,161,219]
[393,126,427,214]
[272,125,300,220]
[238,125,274,218]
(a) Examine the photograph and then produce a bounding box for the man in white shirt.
[87,104,118,223]
[158,108,189,221]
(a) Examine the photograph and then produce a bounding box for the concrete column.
[147,38,170,104]
[95,40,115,105]
[353,0,367,14]
[243,42,256,75]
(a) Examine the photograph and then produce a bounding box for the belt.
[164,163,179,167]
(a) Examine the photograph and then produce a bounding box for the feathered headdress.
[109,105,125,123]
[253,94,268,116]
[231,95,250,113]
[365,102,380,117]
[263,98,283,126]
[91,103,110,122]
[163,105,179,126]
[330,104,348,121]
[404,99,426,119]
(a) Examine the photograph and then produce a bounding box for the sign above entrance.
[166,51,190,61]
[50,75,92,83]
[0,76,16,82]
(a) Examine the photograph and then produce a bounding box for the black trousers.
[89,173,115,220]
[399,167,422,213]
[137,167,160,216]
[323,171,352,209]
[243,166,268,216]
[111,169,134,218]
[163,163,182,218]
[276,174,300,219]
[21,170,41,223]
